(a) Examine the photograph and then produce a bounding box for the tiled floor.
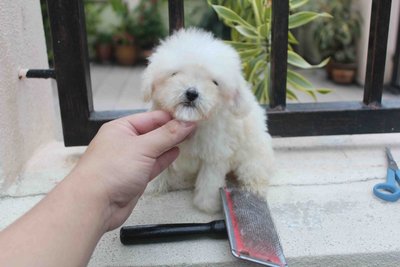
[90,64,400,111]
[291,69,400,103]
[90,64,148,111]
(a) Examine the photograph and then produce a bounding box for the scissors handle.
[373,169,400,202]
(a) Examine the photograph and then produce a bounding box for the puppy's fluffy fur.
[142,28,274,213]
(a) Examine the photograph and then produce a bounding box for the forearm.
[0,112,195,266]
[0,171,110,267]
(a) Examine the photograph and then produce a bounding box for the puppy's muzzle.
[185,88,199,102]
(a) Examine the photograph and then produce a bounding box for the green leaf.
[251,0,262,26]
[287,70,313,89]
[286,70,332,101]
[288,80,317,101]
[235,25,259,39]
[109,0,127,16]
[245,54,266,80]
[248,60,265,83]
[257,23,270,38]
[288,51,330,69]
[290,0,309,10]
[254,81,264,99]
[286,89,299,101]
[224,41,258,50]
[261,75,269,104]
[231,27,241,41]
[211,5,253,28]
[287,71,332,100]
[306,89,317,101]
[317,88,332,94]
[262,2,272,25]
[288,31,299,45]
[239,48,262,59]
[289,12,332,29]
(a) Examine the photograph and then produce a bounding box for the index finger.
[138,120,196,158]
[119,110,173,135]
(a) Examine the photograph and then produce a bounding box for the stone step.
[1,133,400,266]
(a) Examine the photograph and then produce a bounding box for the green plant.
[132,0,166,49]
[96,32,113,45]
[209,0,331,103]
[112,32,135,46]
[84,1,107,58]
[313,0,361,64]
[109,0,129,24]
[197,5,231,40]
[40,0,53,65]
[109,0,138,44]
[84,2,104,40]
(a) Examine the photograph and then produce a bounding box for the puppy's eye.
[212,80,219,86]
[171,72,178,76]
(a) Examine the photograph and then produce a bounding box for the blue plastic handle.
[373,169,400,202]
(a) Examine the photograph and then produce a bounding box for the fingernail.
[178,121,196,127]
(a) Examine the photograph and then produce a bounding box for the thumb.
[139,120,196,158]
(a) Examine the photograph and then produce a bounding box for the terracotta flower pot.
[331,68,356,84]
[114,45,138,66]
[327,61,357,84]
[95,43,113,63]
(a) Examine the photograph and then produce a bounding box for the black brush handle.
[120,220,227,245]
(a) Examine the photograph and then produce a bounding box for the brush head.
[220,186,287,267]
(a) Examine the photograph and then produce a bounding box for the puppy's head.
[142,28,252,121]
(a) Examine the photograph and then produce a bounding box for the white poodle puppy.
[142,28,275,213]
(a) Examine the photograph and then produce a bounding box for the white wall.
[0,0,57,190]
[355,0,400,85]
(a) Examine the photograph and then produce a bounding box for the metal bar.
[363,0,392,107]
[168,0,184,34]
[267,101,400,136]
[390,12,400,88]
[18,69,56,79]
[59,101,400,146]
[47,0,94,146]
[269,0,289,110]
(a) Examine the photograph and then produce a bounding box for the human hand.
[70,111,196,231]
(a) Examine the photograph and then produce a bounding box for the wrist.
[64,168,113,234]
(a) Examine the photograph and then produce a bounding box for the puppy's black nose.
[185,88,199,102]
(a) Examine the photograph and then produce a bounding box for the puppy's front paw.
[242,183,268,200]
[193,189,221,214]
[235,160,271,198]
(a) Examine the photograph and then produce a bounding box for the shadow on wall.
[0,0,57,190]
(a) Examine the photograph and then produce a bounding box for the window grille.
[44,0,399,146]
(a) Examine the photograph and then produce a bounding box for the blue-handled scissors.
[373,147,400,202]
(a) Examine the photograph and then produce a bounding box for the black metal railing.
[45,0,400,146]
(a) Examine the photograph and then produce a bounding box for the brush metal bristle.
[220,187,287,267]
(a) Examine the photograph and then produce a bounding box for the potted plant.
[110,0,139,65]
[84,1,106,61]
[209,0,331,103]
[95,32,113,63]
[313,0,362,84]
[113,31,138,65]
[133,0,166,60]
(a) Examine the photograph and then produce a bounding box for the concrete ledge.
[91,180,400,267]
[1,134,400,266]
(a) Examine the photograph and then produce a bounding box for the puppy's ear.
[228,76,253,117]
[141,68,154,102]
